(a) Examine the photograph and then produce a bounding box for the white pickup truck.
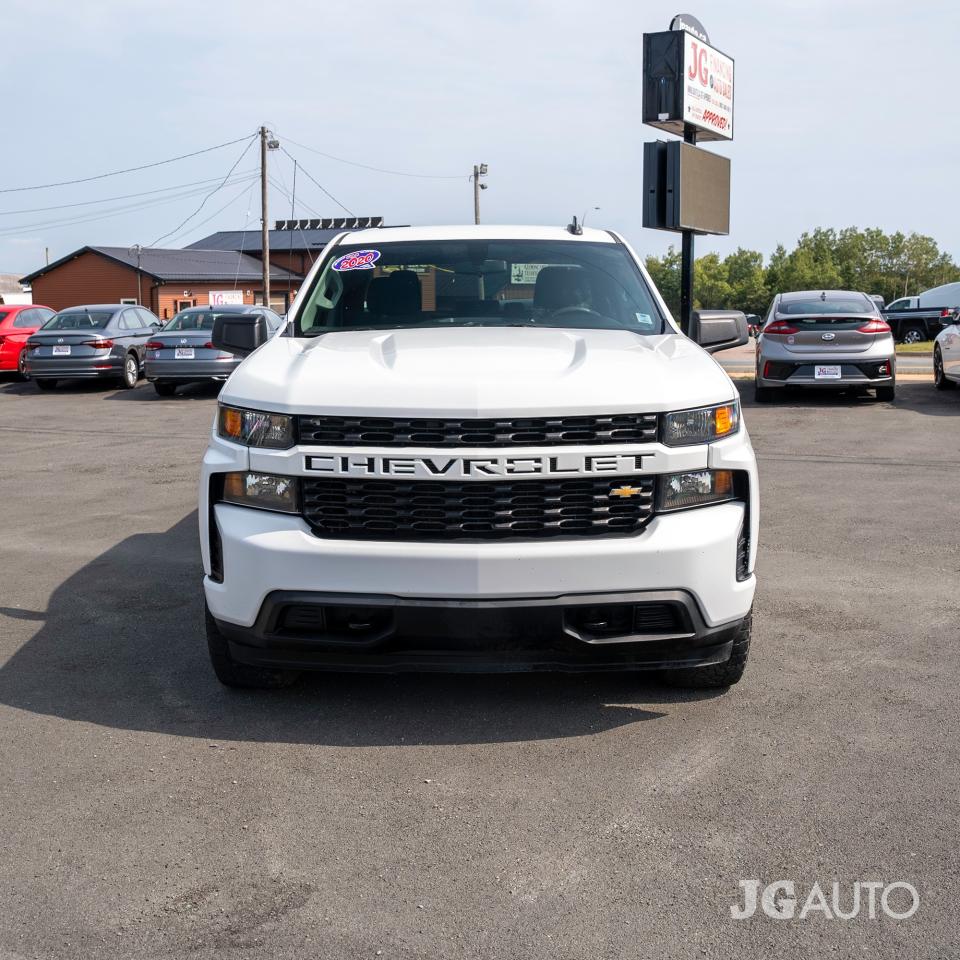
[199,225,758,690]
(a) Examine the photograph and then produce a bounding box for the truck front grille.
[301,475,656,541]
[297,413,658,448]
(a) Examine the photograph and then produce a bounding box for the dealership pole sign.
[642,14,735,334]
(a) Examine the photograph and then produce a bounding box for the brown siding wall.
[29,251,142,312]
[154,283,256,321]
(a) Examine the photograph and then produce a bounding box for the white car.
[198,224,757,690]
[934,317,960,390]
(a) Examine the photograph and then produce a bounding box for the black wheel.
[901,327,925,345]
[154,381,177,397]
[205,604,299,689]
[934,346,956,390]
[120,353,140,389]
[17,350,29,380]
[754,379,771,403]
[35,378,57,390]
[875,383,895,402]
[662,612,752,689]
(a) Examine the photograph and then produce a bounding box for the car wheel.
[902,327,925,345]
[17,351,29,380]
[934,346,956,390]
[154,381,177,397]
[754,378,771,403]
[120,353,139,389]
[876,384,895,402]
[662,612,752,689]
[35,378,57,390]
[205,603,299,690]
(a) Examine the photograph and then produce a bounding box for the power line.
[280,147,355,217]
[0,174,258,239]
[150,136,258,246]
[0,170,258,217]
[162,178,262,248]
[0,134,255,194]
[283,136,466,180]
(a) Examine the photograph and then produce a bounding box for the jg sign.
[642,18,735,142]
[681,31,734,139]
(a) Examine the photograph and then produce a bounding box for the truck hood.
[221,327,736,417]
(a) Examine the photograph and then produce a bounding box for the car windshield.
[42,310,113,330]
[295,239,665,336]
[163,311,236,331]
[779,298,872,315]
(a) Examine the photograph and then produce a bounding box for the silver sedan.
[754,290,896,402]
[145,305,284,396]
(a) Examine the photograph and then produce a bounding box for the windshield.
[779,297,873,315]
[42,310,113,330]
[295,239,665,336]
[163,311,236,331]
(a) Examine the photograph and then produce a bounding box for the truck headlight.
[657,470,737,512]
[217,405,294,449]
[221,472,299,514]
[662,401,739,446]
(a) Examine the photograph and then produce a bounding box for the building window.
[254,291,289,312]
[120,298,138,305]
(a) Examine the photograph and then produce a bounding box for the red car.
[0,304,56,377]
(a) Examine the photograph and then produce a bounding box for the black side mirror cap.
[211,313,269,357]
[690,309,749,354]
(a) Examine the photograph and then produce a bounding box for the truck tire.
[934,346,956,390]
[662,612,752,689]
[901,327,925,345]
[204,603,299,689]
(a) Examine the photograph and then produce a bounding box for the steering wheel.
[547,305,633,328]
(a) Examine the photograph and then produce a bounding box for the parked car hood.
[220,327,737,417]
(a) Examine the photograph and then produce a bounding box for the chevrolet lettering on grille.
[304,453,652,480]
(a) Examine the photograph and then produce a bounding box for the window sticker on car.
[332,250,381,272]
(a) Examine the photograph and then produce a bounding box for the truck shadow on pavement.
[0,513,726,746]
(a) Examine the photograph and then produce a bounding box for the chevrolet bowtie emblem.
[610,485,642,498]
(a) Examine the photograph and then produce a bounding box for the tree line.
[643,227,960,317]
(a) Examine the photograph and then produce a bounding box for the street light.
[472,163,489,224]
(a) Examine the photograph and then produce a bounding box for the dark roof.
[186,229,340,254]
[20,246,302,285]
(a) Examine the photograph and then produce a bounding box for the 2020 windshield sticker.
[332,250,381,272]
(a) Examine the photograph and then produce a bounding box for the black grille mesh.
[301,475,656,541]
[297,413,658,448]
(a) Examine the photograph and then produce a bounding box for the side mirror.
[690,309,749,354]
[212,313,269,358]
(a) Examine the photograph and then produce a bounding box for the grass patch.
[896,341,934,354]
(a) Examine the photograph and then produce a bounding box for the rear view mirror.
[212,313,269,358]
[690,310,749,354]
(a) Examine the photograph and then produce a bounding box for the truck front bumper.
[213,588,747,673]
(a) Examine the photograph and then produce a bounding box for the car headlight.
[662,401,739,446]
[217,405,294,448]
[221,472,299,513]
[657,469,737,512]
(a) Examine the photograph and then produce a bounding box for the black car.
[25,304,162,390]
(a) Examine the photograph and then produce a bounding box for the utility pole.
[472,163,488,224]
[260,126,270,310]
[129,244,143,304]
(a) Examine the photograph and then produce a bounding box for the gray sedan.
[24,304,161,390]
[754,290,896,402]
[144,305,284,396]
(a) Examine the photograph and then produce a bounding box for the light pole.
[471,163,488,224]
[129,243,143,305]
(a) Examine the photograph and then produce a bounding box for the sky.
[2,0,958,276]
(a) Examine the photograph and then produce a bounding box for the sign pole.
[679,124,697,335]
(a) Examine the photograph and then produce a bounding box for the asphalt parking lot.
[1,374,958,959]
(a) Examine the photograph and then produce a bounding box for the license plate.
[175,347,195,359]
[814,364,841,380]
[52,345,70,356]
